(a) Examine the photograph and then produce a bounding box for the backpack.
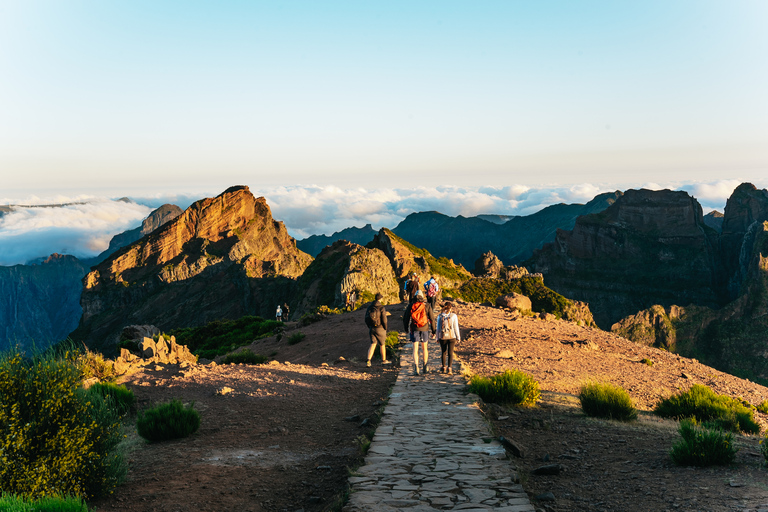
[410,302,428,328]
[426,280,439,298]
[440,313,454,339]
[365,305,381,328]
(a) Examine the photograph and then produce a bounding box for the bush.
[641,358,653,366]
[655,384,760,434]
[171,316,283,359]
[0,348,124,500]
[222,349,268,365]
[89,382,135,416]
[77,349,117,382]
[469,370,540,407]
[579,381,637,421]
[136,399,200,442]
[299,306,343,326]
[0,493,89,511]
[670,420,737,466]
[287,332,306,345]
[756,400,768,415]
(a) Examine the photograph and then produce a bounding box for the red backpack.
[410,302,428,328]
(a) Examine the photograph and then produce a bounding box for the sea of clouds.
[0,179,758,266]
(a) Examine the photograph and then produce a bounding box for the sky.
[1,1,767,264]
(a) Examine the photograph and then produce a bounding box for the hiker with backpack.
[424,275,439,310]
[404,272,421,304]
[408,290,436,375]
[365,293,392,368]
[436,301,461,374]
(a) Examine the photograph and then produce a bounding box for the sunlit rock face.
[71,186,312,352]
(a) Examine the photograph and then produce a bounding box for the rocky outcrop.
[71,186,313,352]
[294,240,399,312]
[297,224,377,257]
[611,305,684,351]
[474,251,529,280]
[93,204,183,263]
[495,293,532,311]
[703,211,724,232]
[527,188,722,328]
[370,228,473,294]
[112,333,197,375]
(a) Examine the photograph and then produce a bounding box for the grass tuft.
[287,332,306,345]
[0,493,90,512]
[468,370,540,407]
[670,419,737,466]
[222,349,268,365]
[136,399,200,442]
[579,381,637,421]
[655,384,759,434]
[89,382,135,416]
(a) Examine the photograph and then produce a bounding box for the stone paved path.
[343,338,535,511]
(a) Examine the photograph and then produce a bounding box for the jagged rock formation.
[611,305,684,351]
[369,228,473,293]
[296,224,377,257]
[474,251,529,280]
[112,333,198,375]
[70,186,313,352]
[391,192,621,268]
[527,188,722,328]
[92,204,182,263]
[293,240,399,312]
[0,254,89,350]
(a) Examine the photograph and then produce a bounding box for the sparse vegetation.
[756,399,768,415]
[579,381,637,421]
[469,370,540,407]
[171,316,283,360]
[299,305,343,326]
[89,382,135,416]
[670,419,737,466]
[0,494,90,512]
[287,332,306,345]
[0,348,125,500]
[136,399,200,442]
[222,348,268,365]
[452,276,572,318]
[655,384,760,434]
[641,358,653,366]
[77,348,117,382]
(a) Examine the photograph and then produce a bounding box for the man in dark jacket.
[408,291,436,375]
[404,273,421,304]
[365,293,391,368]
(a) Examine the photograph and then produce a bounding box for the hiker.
[365,293,391,368]
[346,290,357,311]
[424,275,439,310]
[436,301,461,374]
[404,273,421,304]
[275,305,282,322]
[408,290,436,375]
[282,302,290,321]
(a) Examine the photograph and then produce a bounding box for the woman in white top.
[435,302,461,374]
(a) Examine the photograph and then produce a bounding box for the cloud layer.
[0,179,761,266]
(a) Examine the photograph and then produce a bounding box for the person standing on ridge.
[365,293,391,368]
[424,275,439,311]
[282,302,290,321]
[408,290,436,375]
[436,301,461,374]
[404,272,421,304]
[275,305,282,322]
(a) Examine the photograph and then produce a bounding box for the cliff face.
[296,224,377,257]
[0,254,89,350]
[527,189,722,328]
[71,186,312,352]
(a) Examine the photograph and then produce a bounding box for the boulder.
[141,337,157,358]
[495,293,532,311]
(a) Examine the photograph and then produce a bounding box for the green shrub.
[761,435,768,465]
[0,493,89,511]
[655,384,760,434]
[579,381,637,421]
[299,306,343,326]
[756,400,768,415]
[670,420,737,466]
[0,348,125,500]
[171,316,283,359]
[287,332,306,345]
[136,399,200,442]
[453,276,571,318]
[89,382,135,416]
[641,358,653,366]
[222,349,268,365]
[77,350,117,382]
[469,370,540,407]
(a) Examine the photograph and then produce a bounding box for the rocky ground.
[93,302,768,512]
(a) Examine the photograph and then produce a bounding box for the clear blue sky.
[1,0,767,197]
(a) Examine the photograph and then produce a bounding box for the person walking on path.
[408,290,436,375]
[275,305,282,322]
[424,275,439,311]
[436,301,461,374]
[365,293,391,368]
[282,302,290,321]
[404,272,421,304]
